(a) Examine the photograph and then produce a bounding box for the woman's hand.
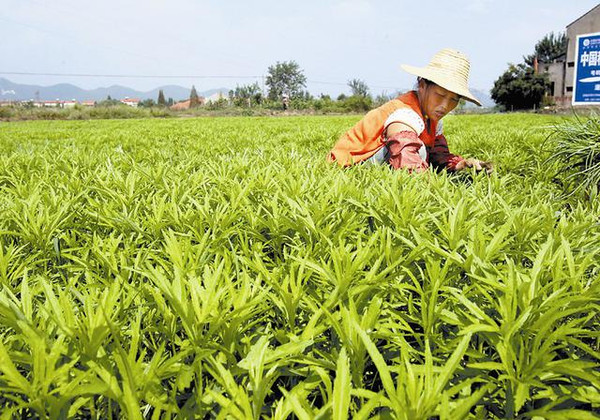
[455,158,493,174]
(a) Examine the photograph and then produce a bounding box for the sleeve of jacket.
[386,131,428,172]
[428,121,464,171]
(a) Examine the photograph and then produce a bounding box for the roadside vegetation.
[0,94,395,122]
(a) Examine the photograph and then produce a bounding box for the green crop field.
[0,114,598,419]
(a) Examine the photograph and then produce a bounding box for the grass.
[0,113,598,418]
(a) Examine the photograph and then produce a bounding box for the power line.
[308,79,402,90]
[2,7,404,92]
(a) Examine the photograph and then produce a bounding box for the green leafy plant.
[0,113,597,418]
[546,113,600,195]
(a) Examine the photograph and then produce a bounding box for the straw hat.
[401,48,481,106]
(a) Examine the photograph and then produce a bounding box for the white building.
[205,92,228,104]
[120,97,140,107]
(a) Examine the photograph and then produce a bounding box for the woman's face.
[418,81,461,122]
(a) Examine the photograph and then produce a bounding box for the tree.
[347,79,370,97]
[341,79,373,111]
[491,63,550,110]
[492,31,559,111]
[157,89,166,106]
[232,82,263,107]
[139,98,156,108]
[189,85,200,108]
[265,61,307,101]
[374,91,394,107]
[97,96,120,107]
[524,32,567,65]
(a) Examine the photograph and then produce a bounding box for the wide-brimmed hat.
[401,49,481,106]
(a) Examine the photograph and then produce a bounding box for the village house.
[120,97,140,107]
[204,92,228,104]
[30,100,77,108]
[543,4,600,106]
[62,100,78,108]
[170,99,192,110]
[34,100,61,108]
[170,97,206,110]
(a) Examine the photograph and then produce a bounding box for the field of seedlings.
[0,113,599,419]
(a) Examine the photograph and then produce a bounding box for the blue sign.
[573,32,600,105]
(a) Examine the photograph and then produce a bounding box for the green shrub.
[0,107,14,119]
[206,98,228,110]
[341,95,373,112]
[546,113,600,194]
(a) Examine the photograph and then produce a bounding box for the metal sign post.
[573,32,600,105]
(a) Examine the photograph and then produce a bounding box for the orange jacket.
[328,91,440,166]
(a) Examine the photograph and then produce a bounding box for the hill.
[0,78,227,102]
[0,78,495,108]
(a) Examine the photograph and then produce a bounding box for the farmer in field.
[328,49,492,173]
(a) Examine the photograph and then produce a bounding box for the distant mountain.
[0,77,496,108]
[0,78,228,102]
[467,88,495,108]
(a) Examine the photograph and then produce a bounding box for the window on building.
[550,82,555,97]
[566,86,573,92]
[567,62,575,68]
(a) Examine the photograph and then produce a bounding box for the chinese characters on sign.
[579,50,599,67]
[573,32,600,105]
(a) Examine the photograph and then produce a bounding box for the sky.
[1,0,599,97]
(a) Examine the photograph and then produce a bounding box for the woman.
[328,49,491,173]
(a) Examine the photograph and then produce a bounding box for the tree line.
[141,32,567,113]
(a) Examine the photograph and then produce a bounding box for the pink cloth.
[429,134,464,171]
[386,131,428,172]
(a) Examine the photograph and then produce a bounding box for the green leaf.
[433,334,472,397]
[352,319,400,408]
[332,347,351,420]
[514,382,530,414]
[0,341,31,394]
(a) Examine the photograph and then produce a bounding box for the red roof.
[170,99,191,110]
